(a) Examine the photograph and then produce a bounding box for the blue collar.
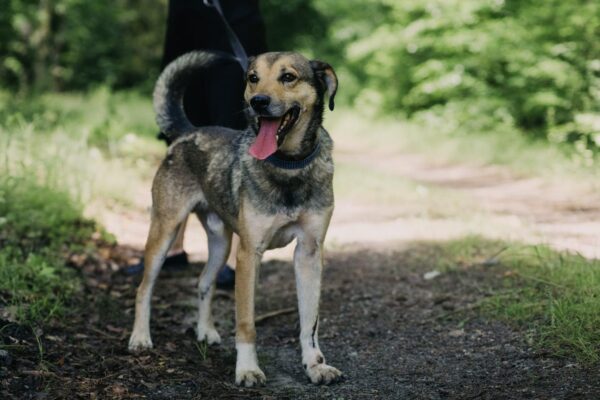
[265,142,321,170]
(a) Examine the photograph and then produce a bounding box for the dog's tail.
[153,50,239,139]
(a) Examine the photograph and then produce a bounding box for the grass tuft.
[0,176,96,324]
[487,245,600,363]
[0,89,161,326]
[429,236,600,363]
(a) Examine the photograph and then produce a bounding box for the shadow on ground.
[2,244,599,399]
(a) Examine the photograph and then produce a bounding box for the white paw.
[306,363,343,385]
[128,331,153,352]
[196,325,221,345]
[236,368,266,387]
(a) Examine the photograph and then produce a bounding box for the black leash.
[203,0,249,73]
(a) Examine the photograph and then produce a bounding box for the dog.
[128,51,341,387]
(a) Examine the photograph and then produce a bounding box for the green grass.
[426,236,600,363]
[0,88,158,325]
[0,176,96,324]
[486,246,600,363]
[0,88,164,209]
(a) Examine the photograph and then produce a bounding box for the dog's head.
[244,52,337,160]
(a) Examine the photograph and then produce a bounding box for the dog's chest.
[243,168,332,215]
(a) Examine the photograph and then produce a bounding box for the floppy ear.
[310,60,338,111]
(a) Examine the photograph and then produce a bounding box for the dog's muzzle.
[248,105,301,160]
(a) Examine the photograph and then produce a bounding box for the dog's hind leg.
[195,212,232,345]
[128,215,180,351]
[128,185,200,351]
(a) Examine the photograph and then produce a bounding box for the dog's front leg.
[234,202,279,387]
[295,209,342,384]
[234,240,265,387]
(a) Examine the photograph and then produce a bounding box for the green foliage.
[0,89,163,210]
[433,237,600,363]
[261,0,327,55]
[0,247,80,323]
[486,245,600,363]
[1,0,599,155]
[0,177,93,256]
[0,176,94,323]
[0,89,160,325]
[1,0,167,91]
[325,0,600,154]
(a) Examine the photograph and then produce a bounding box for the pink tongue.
[249,118,280,160]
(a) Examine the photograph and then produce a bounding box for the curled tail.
[153,50,239,139]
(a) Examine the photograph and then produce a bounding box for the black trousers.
[162,0,267,133]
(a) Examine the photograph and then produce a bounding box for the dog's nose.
[250,95,271,112]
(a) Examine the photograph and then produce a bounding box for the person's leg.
[205,62,247,129]
[216,234,238,289]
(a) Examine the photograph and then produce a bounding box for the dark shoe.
[122,251,189,276]
[216,265,235,290]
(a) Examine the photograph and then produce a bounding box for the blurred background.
[1,0,600,397]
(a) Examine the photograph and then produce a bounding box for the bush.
[1,0,599,154]
[335,0,600,152]
[0,0,166,91]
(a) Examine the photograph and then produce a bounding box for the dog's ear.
[310,60,338,111]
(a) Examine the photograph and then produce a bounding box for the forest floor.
[3,116,600,399]
[3,242,600,399]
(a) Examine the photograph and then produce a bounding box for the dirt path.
[101,140,600,260]
[333,141,600,259]
[5,138,600,398]
[4,245,599,399]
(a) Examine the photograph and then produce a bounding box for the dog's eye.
[248,74,259,83]
[281,73,297,83]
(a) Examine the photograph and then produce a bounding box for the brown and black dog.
[128,51,341,386]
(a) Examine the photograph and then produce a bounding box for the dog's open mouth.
[249,106,300,160]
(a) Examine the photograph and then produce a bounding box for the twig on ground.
[255,307,296,324]
[88,327,121,340]
[21,369,57,377]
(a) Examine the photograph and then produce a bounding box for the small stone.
[424,270,441,280]
[448,329,465,338]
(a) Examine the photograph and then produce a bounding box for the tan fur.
[235,196,301,342]
[245,55,318,154]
